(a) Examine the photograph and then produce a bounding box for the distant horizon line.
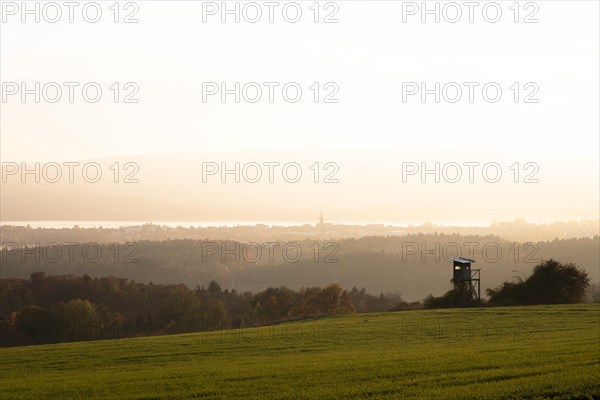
[0,219,598,230]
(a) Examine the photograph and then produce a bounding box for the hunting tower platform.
[451,257,481,307]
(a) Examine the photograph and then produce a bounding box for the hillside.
[1,304,599,399]
[1,236,598,301]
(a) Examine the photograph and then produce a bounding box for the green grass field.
[1,304,599,400]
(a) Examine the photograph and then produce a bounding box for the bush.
[487,259,590,306]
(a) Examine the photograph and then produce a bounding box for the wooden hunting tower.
[451,257,481,307]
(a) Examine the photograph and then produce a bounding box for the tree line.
[0,272,404,347]
[1,259,595,347]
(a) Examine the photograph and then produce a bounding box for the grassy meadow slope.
[1,304,599,400]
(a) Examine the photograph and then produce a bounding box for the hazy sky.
[1,1,598,224]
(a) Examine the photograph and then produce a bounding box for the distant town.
[1,217,598,246]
